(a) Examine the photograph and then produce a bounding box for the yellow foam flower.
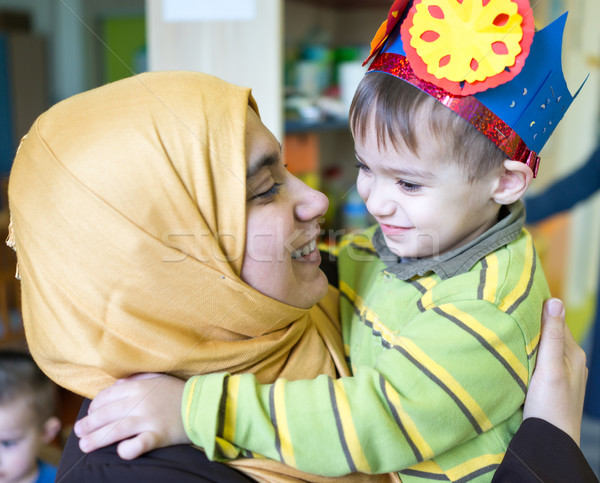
[409,0,524,83]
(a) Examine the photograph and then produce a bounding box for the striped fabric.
[335,228,547,481]
[182,227,549,482]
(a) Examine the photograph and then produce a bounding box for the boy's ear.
[41,416,62,444]
[492,160,533,205]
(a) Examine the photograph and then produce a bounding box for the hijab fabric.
[8,72,396,483]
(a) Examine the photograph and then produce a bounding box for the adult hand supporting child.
[523,298,588,446]
[74,373,189,460]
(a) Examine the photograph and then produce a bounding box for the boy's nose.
[364,182,395,218]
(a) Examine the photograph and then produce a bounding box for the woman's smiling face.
[241,107,330,309]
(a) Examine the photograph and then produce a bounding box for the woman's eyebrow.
[246,145,282,180]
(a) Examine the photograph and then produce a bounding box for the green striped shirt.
[182,216,549,481]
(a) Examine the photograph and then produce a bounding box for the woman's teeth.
[291,239,317,259]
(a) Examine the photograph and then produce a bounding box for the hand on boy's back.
[74,373,190,459]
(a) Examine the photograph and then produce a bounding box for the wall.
[146,0,283,139]
[0,0,145,104]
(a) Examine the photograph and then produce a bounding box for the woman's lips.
[380,223,413,236]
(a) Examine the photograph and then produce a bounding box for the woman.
[8,72,594,482]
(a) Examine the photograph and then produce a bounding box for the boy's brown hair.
[0,350,57,425]
[350,72,507,182]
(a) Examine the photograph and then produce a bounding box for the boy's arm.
[76,299,526,476]
[183,299,532,476]
[75,300,589,478]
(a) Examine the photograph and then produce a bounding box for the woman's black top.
[56,399,254,482]
[56,402,597,482]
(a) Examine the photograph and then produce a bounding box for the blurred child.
[0,351,61,483]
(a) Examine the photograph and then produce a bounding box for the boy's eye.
[253,182,283,200]
[0,439,18,448]
[355,161,371,173]
[397,180,421,192]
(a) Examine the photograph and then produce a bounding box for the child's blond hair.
[0,350,57,425]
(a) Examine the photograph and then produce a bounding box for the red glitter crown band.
[368,53,540,177]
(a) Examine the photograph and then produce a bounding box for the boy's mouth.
[380,223,413,236]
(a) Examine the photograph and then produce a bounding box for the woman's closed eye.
[251,182,283,201]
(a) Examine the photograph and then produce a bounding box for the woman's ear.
[492,160,533,205]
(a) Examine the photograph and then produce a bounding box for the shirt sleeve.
[181,298,533,477]
[492,418,598,482]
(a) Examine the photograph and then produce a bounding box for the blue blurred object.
[0,34,14,176]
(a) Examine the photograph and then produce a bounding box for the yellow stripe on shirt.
[381,378,434,461]
[273,379,296,467]
[397,337,494,433]
[440,303,528,390]
[499,232,535,313]
[413,276,438,311]
[401,458,446,479]
[482,253,499,304]
[223,375,240,443]
[331,379,372,473]
[445,452,504,481]
[526,330,540,361]
[341,281,493,434]
[183,376,199,429]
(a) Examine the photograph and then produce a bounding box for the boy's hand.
[523,298,588,446]
[74,373,190,459]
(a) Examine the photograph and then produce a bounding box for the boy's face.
[0,400,45,483]
[354,120,501,259]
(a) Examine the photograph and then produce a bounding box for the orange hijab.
[8,71,348,394]
[8,72,396,483]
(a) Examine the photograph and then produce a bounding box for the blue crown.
[367,1,587,174]
[475,13,587,153]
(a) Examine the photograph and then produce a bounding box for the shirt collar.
[372,201,526,280]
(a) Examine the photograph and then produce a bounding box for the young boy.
[0,351,61,483]
[75,1,586,481]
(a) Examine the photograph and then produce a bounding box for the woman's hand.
[523,298,588,446]
[74,373,190,459]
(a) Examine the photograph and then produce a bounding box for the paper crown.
[364,0,587,177]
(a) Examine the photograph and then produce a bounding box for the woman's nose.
[294,178,329,221]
